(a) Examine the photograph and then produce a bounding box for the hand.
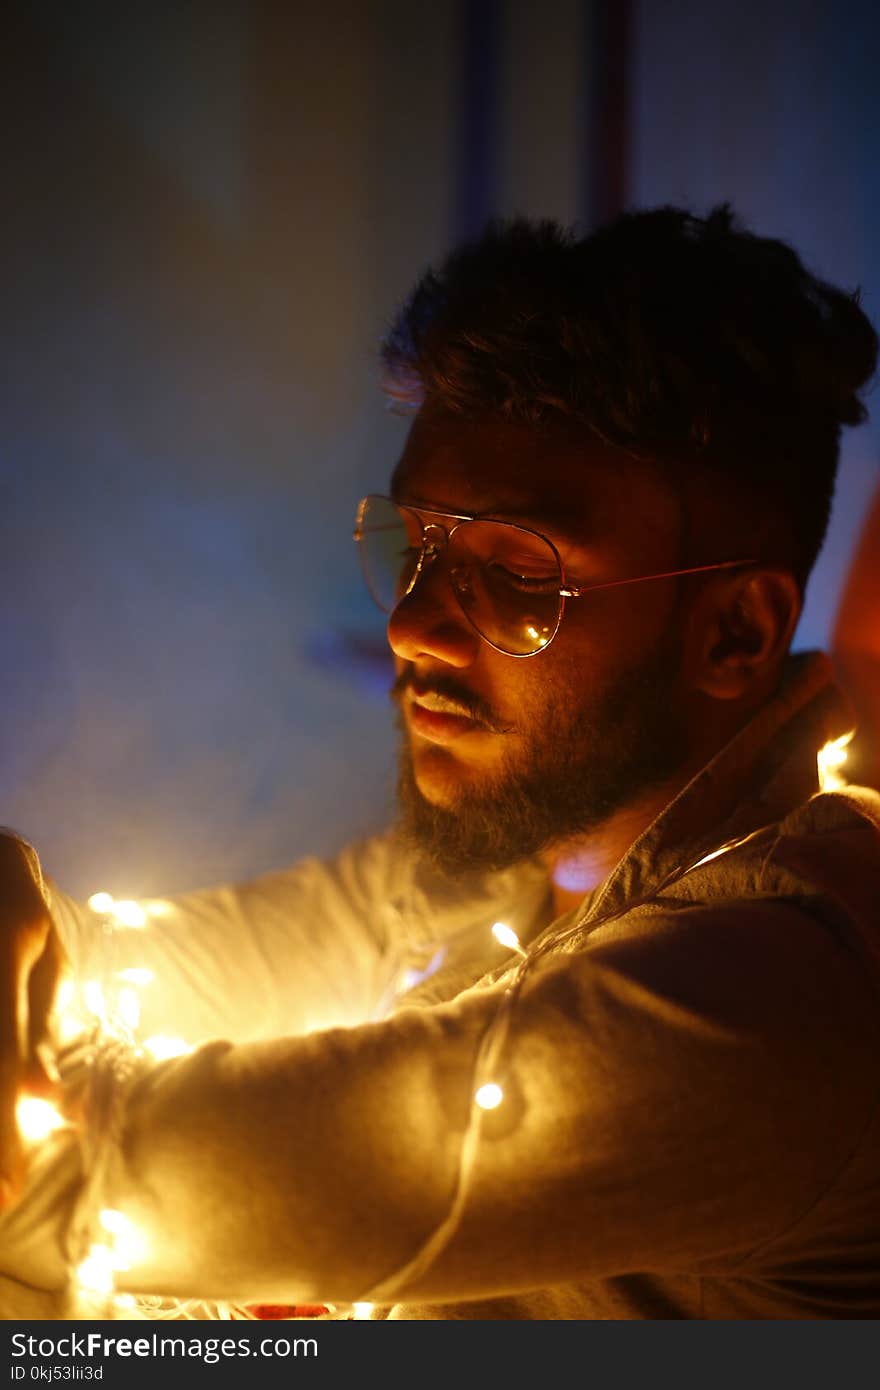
[0,835,67,1205]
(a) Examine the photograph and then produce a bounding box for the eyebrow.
[388,491,598,565]
[388,458,600,548]
[389,464,536,520]
[391,477,562,523]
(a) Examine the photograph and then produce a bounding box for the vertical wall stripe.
[457,0,502,239]
[586,0,632,226]
[499,0,586,230]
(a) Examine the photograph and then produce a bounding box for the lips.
[408,703,483,743]
[406,688,488,744]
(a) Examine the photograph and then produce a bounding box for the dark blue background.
[2,1,877,897]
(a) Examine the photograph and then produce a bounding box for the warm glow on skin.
[387,409,800,916]
[387,412,685,807]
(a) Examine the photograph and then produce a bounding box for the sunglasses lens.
[356,495,420,613]
[355,498,562,654]
[448,521,561,655]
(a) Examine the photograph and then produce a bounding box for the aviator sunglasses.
[354,493,755,658]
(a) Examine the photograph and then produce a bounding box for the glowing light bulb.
[116,967,154,987]
[88,892,115,915]
[817,732,853,793]
[352,1302,374,1319]
[142,1035,192,1060]
[144,899,174,919]
[76,1244,116,1298]
[475,1083,504,1110]
[16,1096,66,1144]
[491,921,526,957]
[98,1208,128,1237]
[99,1208,148,1269]
[112,900,147,929]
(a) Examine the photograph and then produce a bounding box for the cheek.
[561,586,675,674]
[493,650,583,727]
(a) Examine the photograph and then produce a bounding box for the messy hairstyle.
[382,207,877,589]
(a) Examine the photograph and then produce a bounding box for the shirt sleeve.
[4,895,878,1310]
[47,833,409,1045]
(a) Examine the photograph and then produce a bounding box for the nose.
[386,546,481,668]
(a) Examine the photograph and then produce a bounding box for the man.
[1,206,879,1319]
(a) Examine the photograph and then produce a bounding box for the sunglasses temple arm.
[562,558,755,598]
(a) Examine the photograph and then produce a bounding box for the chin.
[410,745,468,807]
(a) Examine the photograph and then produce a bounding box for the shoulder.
[758,786,880,975]
[595,785,880,998]
[562,787,880,1052]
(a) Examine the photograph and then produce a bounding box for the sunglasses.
[354,493,754,658]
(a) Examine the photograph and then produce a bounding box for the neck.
[543,679,787,918]
[542,702,762,916]
[542,782,681,917]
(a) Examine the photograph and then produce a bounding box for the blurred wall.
[629,0,880,652]
[0,1,594,896]
[2,1,877,898]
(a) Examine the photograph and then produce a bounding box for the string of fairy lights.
[13,732,854,1317]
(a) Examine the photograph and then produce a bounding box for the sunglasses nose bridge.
[421,520,448,551]
[399,519,453,607]
[416,520,451,574]
[403,519,487,645]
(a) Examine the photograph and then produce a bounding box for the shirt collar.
[585,650,854,923]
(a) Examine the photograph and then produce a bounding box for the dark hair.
[381,206,877,589]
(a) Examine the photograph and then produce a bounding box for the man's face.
[387,407,694,874]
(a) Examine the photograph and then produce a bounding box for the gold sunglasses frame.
[354,494,755,658]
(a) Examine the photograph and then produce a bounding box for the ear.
[689,569,802,701]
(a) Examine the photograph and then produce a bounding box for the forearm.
[4,904,877,1312]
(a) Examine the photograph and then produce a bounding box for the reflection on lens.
[357,496,417,612]
[448,521,561,655]
[355,498,563,656]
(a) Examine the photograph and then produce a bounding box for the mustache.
[390,670,510,734]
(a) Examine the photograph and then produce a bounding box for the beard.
[394,622,690,877]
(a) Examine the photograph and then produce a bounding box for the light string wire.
[357,821,777,1304]
[60,1024,256,1322]
[23,913,243,1320]
[14,737,850,1314]
[67,1037,139,1315]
